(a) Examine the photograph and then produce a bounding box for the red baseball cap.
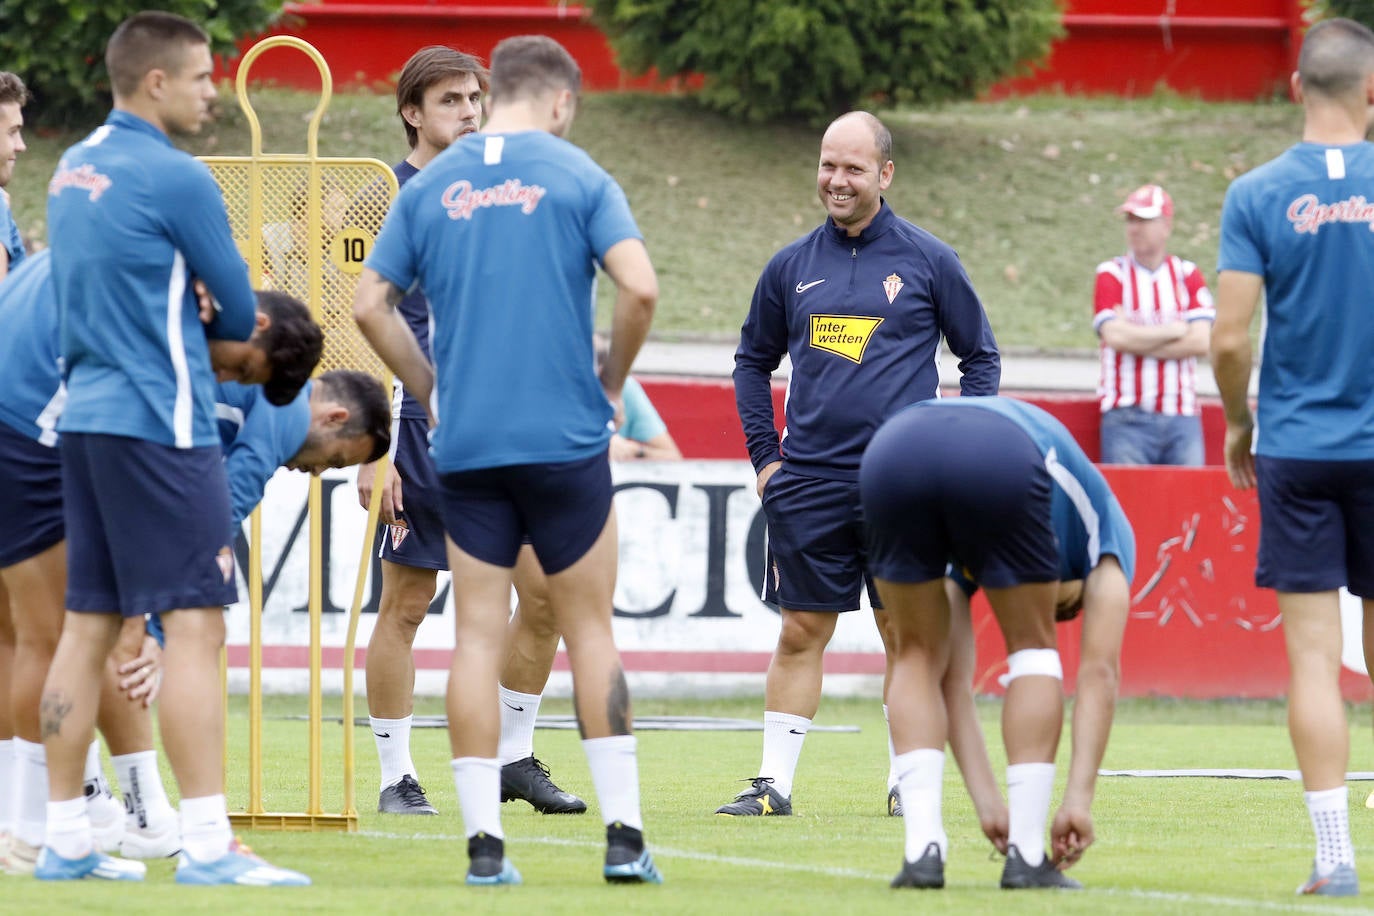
[1116,184,1173,220]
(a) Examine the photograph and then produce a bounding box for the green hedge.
[1307,0,1374,25]
[0,0,284,127]
[585,0,1063,122]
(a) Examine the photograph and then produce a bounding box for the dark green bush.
[0,0,285,127]
[585,0,1063,122]
[1306,0,1374,25]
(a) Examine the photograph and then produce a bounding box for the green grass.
[6,89,1300,351]
[8,695,1374,913]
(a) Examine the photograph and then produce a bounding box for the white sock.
[1007,762,1056,866]
[895,748,947,862]
[83,739,106,790]
[112,750,177,830]
[1306,786,1354,876]
[583,735,643,830]
[883,705,898,791]
[371,715,416,789]
[44,796,92,860]
[178,794,232,863]
[14,738,48,847]
[497,686,542,766]
[759,711,809,798]
[0,739,14,835]
[451,757,502,840]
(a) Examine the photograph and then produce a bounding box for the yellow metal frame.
[206,35,397,833]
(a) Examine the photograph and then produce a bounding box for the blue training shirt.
[390,159,433,422]
[366,130,641,473]
[925,396,1136,586]
[215,380,312,529]
[0,250,63,445]
[48,110,257,449]
[0,187,24,271]
[734,201,1001,482]
[1218,141,1374,460]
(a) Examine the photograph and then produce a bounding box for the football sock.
[178,795,232,863]
[82,739,106,791]
[44,796,92,860]
[370,715,416,789]
[497,686,542,766]
[1306,786,1354,876]
[0,739,14,836]
[883,705,898,791]
[14,738,48,847]
[1007,762,1056,866]
[112,750,176,830]
[583,735,643,831]
[451,757,503,841]
[895,748,947,862]
[759,711,809,798]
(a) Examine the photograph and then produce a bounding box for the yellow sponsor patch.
[809,314,884,363]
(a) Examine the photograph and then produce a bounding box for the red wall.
[223,0,1306,101]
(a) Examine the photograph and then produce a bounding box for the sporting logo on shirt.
[882,273,904,304]
[440,179,546,221]
[1286,194,1374,235]
[389,525,409,551]
[48,164,113,202]
[809,314,884,363]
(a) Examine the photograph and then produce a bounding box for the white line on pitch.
[356,830,1374,913]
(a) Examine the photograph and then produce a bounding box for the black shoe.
[891,842,944,889]
[714,777,792,816]
[887,786,903,817]
[465,832,521,886]
[1000,844,1082,890]
[500,756,587,814]
[377,774,438,815]
[604,822,664,884]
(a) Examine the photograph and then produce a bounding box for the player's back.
[372,130,641,472]
[1220,141,1374,459]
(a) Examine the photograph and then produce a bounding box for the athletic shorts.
[0,420,64,568]
[759,467,880,612]
[62,432,238,617]
[1255,454,1374,597]
[437,450,612,575]
[860,406,1058,589]
[376,416,449,571]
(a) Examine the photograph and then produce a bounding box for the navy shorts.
[376,416,449,571]
[0,421,64,568]
[437,450,612,575]
[1255,455,1374,597]
[759,468,880,612]
[62,433,238,617]
[860,406,1058,588]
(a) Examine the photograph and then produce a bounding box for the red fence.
[225,0,1307,101]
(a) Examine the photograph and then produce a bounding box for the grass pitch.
[6,695,1374,913]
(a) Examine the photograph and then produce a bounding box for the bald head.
[1299,18,1374,100]
[824,111,892,167]
[817,110,895,236]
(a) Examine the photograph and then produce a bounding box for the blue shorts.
[860,406,1058,588]
[0,420,64,568]
[1255,455,1374,596]
[62,433,238,617]
[376,416,448,571]
[437,450,612,575]
[759,468,880,612]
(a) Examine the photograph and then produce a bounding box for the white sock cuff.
[894,748,945,780]
[582,734,636,754]
[1305,786,1350,810]
[498,686,542,705]
[1003,648,1062,684]
[763,711,811,731]
[84,740,102,781]
[369,714,413,729]
[48,796,87,820]
[111,749,157,767]
[451,756,500,773]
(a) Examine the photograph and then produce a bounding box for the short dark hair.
[396,46,488,150]
[0,72,29,108]
[1299,18,1374,99]
[106,11,209,99]
[315,369,392,462]
[255,290,323,406]
[487,35,580,107]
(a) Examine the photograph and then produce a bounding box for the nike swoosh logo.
[503,703,525,712]
[373,731,391,738]
[788,728,805,735]
[795,279,825,293]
